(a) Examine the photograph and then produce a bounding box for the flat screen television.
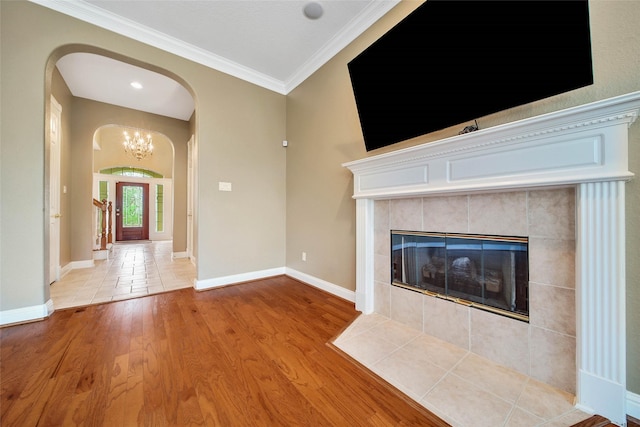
[348,0,594,152]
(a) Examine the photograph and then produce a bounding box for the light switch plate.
[218,181,232,191]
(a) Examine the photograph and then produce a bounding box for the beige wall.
[285,0,640,393]
[0,1,286,313]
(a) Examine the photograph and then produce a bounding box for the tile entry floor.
[333,313,593,427]
[50,241,195,310]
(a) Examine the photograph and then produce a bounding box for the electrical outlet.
[302,252,307,261]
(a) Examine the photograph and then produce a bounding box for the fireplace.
[343,91,640,426]
[391,231,529,321]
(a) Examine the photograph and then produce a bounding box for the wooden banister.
[92,198,112,250]
[107,201,113,244]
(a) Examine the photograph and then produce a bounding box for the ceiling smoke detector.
[303,2,324,20]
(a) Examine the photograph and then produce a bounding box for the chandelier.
[123,130,153,160]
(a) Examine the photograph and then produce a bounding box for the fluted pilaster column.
[355,198,374,313]
[576,180,627,425]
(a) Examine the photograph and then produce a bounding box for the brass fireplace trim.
[392,281,529,322]
[391,230,528,243]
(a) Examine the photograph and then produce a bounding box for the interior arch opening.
[45,46,197,309]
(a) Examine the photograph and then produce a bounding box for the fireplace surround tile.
[374,200,389,255]
[470,308,531,375]
[528,187,576,239]
[373,281,390,317]
[389,284,423,329]
[390,197,423,231]
[529,237,576,288]
[378,187,578,393]
[469,191,528,236]
[373,253,389,283]
[530,327,577,394]
[374,229,390,257]
[423,295,470,350]
[421,194,469,233]
[529,282,576,337]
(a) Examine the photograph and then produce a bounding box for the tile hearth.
[333,313,592,427]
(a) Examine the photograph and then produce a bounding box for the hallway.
[50,241,195,310]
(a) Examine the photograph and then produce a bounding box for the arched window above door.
[99,166,163,178]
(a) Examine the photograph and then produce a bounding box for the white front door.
[49,96,62,283]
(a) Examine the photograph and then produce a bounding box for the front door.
[116,182,149,241]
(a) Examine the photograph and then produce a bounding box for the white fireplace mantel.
[343,91,640,426]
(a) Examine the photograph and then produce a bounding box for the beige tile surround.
[372,188,577,394]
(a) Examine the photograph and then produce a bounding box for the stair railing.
[92,198,113,250]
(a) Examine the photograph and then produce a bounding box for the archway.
[44,45,197,308]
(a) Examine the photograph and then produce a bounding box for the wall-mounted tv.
[348,0,594,152]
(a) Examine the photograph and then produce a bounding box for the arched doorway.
[45,47,197,309]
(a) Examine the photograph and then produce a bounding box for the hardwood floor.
[1,276,449,426]
[2,275,634,427]
[574,414,640,427]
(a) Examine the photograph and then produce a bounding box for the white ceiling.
[32,0,400,121]
[56,53,197,121]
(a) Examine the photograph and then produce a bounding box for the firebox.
[391,231,529,321]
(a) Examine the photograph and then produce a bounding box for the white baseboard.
[628,390,640,420]
[93,249,109,260]
[60,262,73,279]
[172,251,188,259]
[70,259,95,269]
[195,267,286,290]
[0,299,54,326]
[194,266,356,304]
[285,268,356,303]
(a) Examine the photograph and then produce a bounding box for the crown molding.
[29,0,399,95]
[29,0,287,93]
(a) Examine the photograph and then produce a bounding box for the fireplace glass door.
[391,231,529,320]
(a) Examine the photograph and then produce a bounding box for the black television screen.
[348,0,594,152]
